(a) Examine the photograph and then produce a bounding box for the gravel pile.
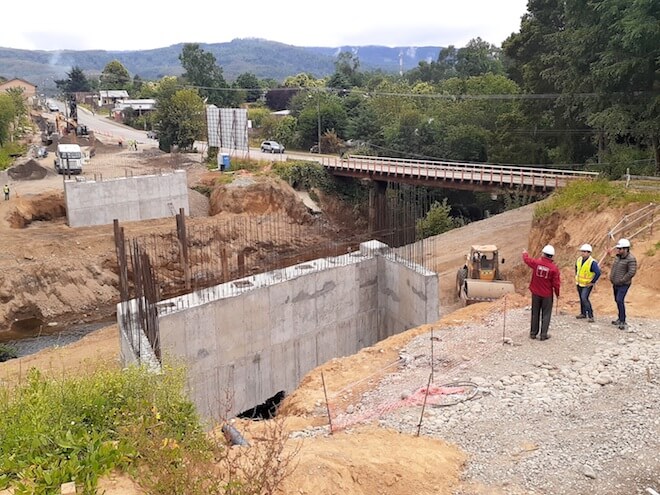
[336,308,660,494]
[7,159,49,180]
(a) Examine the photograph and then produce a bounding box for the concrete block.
[360,239,390,256]
[61,481,76,495]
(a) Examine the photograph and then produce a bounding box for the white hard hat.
[615,238,631,248]
[542,245,555,256]
[579,244,592,252]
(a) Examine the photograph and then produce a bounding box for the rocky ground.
[381,310,659,495]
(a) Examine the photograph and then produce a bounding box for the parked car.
[260,140,285,153]
[146,130,158,139]
[309,144,319,153]
[47,102,59,112]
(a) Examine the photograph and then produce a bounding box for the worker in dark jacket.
[575,243,601,322]
[522,245,561,341]
[608,238,637,330]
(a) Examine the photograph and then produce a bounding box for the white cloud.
[0,0,528,51]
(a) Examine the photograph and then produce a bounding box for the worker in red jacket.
[522,245,561,341]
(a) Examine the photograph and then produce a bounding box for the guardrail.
[608,202,658,242]
[321,155,599,189]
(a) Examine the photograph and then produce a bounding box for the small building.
[114,99,156,112]
[111,99,157,122]
[0,78,38,105]
[99,90,129,107]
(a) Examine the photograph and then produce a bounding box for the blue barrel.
[221,153,230,171]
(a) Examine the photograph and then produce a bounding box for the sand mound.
[209,176,313,222]
[7,160,49,181]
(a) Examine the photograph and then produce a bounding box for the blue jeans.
[577,285,594,318]
[612,284,630,323]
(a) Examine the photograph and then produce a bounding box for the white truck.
[54,143,84,175]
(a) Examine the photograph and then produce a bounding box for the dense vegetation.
[53,1,653,176]
[6,1,657,176]
[0,365,296,494]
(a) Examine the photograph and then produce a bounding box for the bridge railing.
[321,155,599,188]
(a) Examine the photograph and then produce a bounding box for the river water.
[3,320,114,358]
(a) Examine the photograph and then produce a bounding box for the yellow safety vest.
[576,256,595,286]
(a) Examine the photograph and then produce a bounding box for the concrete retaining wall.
[64,170,189,227]
[119,241,439,422]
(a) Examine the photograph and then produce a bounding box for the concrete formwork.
[119,241,439,422]
[64,170,189,227]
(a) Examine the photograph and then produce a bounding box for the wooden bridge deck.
[320,155,599,191]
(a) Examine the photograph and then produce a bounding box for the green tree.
[155,78,205,151]
[179,43,233,107]
[328,52,364,89]
[55,66,91,93]
[0,93,17,146]
[0,89,26,146]
[297,93,348,148]
[416,199,456,239]
[455,38,504,78]
[100,60,131,90]
[234,72,262,103]
[503,0,659,171]
[282,73,322,88]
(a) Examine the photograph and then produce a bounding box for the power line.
[179,82,657,101]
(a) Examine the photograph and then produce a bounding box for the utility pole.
[317,91,322,155]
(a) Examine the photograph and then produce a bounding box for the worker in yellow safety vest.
[575,244,601,322]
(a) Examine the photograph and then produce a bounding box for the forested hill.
[0,38,441,90]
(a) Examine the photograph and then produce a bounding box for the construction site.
[0,116,659,494]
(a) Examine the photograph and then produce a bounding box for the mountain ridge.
[0,38,441,91]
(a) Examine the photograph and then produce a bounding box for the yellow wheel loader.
[455,245,515,304]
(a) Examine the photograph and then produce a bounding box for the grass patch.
[0,364,299,494]
[0,143,27,170]
[645,241,660,257]
[533,179,660,220]
[192,185,213,197]
[0,365,206,494]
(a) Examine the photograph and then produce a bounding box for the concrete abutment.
[118,240,439,423]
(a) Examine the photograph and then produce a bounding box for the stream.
[2,320,115,358]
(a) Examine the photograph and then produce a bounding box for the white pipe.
[646,488,659,495]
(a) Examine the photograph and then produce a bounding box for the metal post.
[317,92,322,155]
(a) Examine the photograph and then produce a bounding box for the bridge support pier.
[368,180,388,241]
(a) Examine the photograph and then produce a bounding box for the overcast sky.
[0,0,529,52]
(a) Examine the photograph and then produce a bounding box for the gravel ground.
[333,308,660,495]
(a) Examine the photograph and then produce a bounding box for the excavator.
[456,245,515,305]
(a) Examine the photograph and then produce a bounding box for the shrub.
[0,366,204,494]
[272,161,333,191]
[416,199,457,239]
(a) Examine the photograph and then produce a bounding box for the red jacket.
[522,252,561,298]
